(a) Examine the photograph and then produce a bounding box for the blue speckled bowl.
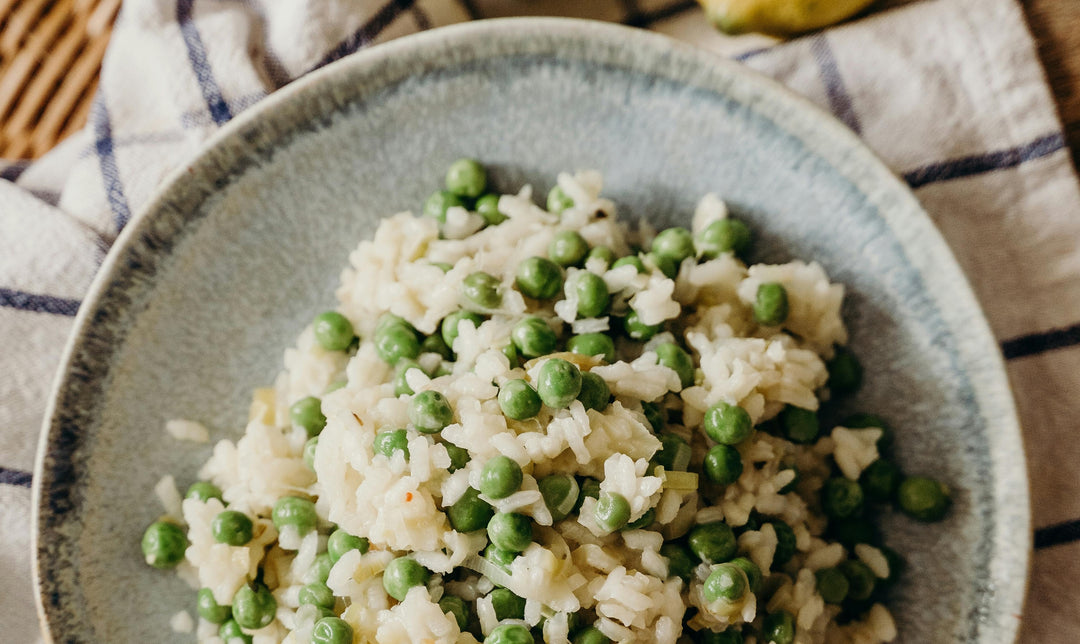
[33,18,1028,643]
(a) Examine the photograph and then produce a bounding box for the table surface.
[1023,0,1080,169]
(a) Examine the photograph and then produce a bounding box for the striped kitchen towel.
[2,0,1078,641]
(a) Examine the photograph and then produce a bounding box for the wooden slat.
[1021,0,1080,170]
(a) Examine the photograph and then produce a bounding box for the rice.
[141,168,931,644]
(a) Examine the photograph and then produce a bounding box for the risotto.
[140,161,952,644]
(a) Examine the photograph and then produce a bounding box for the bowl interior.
[35,19,1027,643]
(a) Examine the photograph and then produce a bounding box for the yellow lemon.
[699,0,878,36]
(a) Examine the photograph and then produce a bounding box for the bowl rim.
[32,16,1029,642]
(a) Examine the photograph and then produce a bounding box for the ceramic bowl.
[34,18,1028,643]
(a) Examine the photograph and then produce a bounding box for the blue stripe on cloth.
[0,288,81,316]
[903,133,1066,188]
[0,467,32,488]
[91,98,133,232]
[1034,519,1080,549]
[733,46,775,62]
[176,0,233,125]
[1001,321,1080,360]
[809,34,861,134]
[308,0,415,72]
[1,161,30,182]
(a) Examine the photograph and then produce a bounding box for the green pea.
[860,459,902,503]
[567,333,616,363]
[484,542,518,570]
[431,261,454,273]
[574,272,610,319]
[382,556,430,601]
[573,477,601,513]
[572,626,610,644]
[695,628,744,644]
[394,360,423,397]
[651,227,695,264]
[770,520,796,566]
[688,522,737,564]
[502,343,521,368]
[637,401,664,433]
[324,379,346,394]
[654,343,694,388]
[623,310,661,341]
[822,477,865,520]
[421,332,454,360]
[652,433,691,472]
[660,542,695,581]
[313,312,355,352]
[303,437,319,471]
[312,617,353,644]
[475,194,507,226]
[487,512,533,552]
[549,230,589,267]
[537,358,583,409]
[480,456,523,499]
[574,371,610,412]
[196,587,231,624]
[695,219,752,260]
[445,158,487,198]
[729,556,762,594]
[547,186,574,214]
[827,347,863,395]
[594,492,631,532]
[842,413,895,453]
[703,562,748,602]
[498,379,542,420]
[409,390,454,433]
[444,442,470,471]
[463,271,503,310]
[511,316,558,358]
[612,255,645,273]
[186,481,223,503]
[447,487,494,532]
[530,474,576,524]
[211,511,253,546]
[232,583,276,630]
[703,401,752,445]
[290,396,327,439]
[309,552,333,584]
[441,310,485,349]
[489,587,526,620]
[780,406,819,444]
[219,620,252,644]
[376,313,416,335]
[762,610,795,644]
[587,245,615,267]
[516,257,563,300]
[327,529,368,563]
[754,282,789,326]
[815,567,850,604]
[424,190,464,223]
[897,476,952,522]
[438,594,469,630]
[373,428,410,460]
[376,325,421,365]
[272,496,318,535]
[646,252,678,279]
[298,582,336,609]
[839,560,876,601]
[704,444,744,486]
[828,517,880,548]
[624,507,656,530]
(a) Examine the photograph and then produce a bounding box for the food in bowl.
[140,161,951,644]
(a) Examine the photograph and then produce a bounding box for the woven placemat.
[0,0,120,160]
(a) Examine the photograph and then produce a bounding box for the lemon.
[698,0,877,36]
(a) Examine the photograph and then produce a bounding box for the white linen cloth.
[2,0,1078,641]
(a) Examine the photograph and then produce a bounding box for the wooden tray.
[0,0,120,160]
